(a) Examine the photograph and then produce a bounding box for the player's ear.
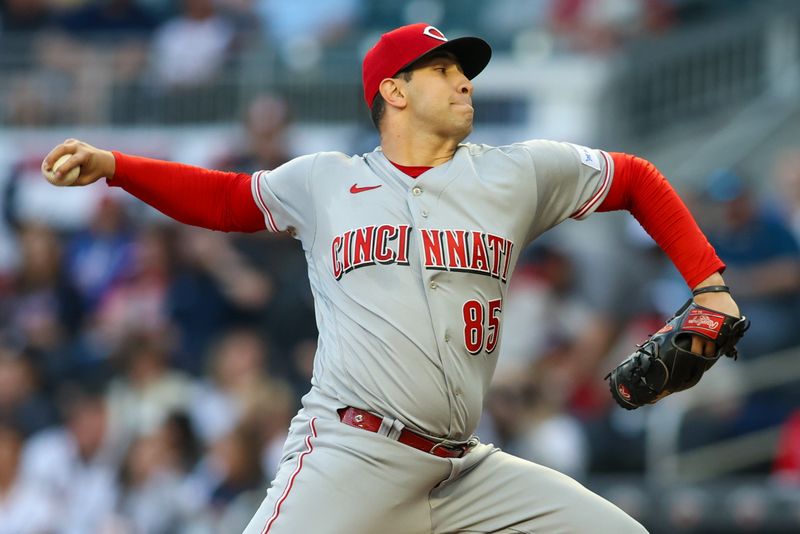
[379,78,407,110]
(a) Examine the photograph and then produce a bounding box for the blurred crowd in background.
[0,0,757,126]
[1,0,800,533]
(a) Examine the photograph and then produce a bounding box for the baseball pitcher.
[43,23,746,534]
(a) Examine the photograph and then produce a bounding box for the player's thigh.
[430,447,647,534]
[243,415,449,534]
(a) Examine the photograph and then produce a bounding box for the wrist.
[103,150,118,181]
[692,271,726,292]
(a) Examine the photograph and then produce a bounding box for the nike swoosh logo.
[350,184,382,194]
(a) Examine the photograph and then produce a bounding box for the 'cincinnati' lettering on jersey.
[331,225,514,282]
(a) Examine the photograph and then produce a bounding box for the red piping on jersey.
[108,152,267,232]
[253,170,279,232]
[262,417,318,533]
[597,152,725,288]
[570,150,612,219]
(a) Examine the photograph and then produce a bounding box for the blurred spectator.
[0,223,83,354]
[701,169,800,357]
[189,328,278,444]
[216,94,293,173]
[92,223,173,351]
[678,358,747,451]
[52,0,156,124]
[209,424,265,504]
[115,427,196,533]
[255,0,363,67]
[500,245,594,373]
[105,331,193,451]
[486,370,588,479]
[477,0,555,52]
[136,0,179,22]
[161,411,203,475]
[0,341,57,437]
[772,409,800,485]
[239,377,296,481]
[21,385,119,534]
[498,244,614,411]
[0,0,52,33]
[0,0,54,71]
[550,0,673,54]
[288,337,316,394]
[112,411,210,532]
[774,148,800,244]
[4,23,109,125]
[0,420,57,533]
[205,424,266,530]
[64,194,135,314]
[150,0,235,89]
[167,226,272,373]
[57,0,157,36]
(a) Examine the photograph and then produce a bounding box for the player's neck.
[380,126,460,167]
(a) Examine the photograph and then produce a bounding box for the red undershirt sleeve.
[597,152,725,288]
[107,151,267,233]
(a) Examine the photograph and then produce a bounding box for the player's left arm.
[597,152,741,355]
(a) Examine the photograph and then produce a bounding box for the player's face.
[403,54,474,141]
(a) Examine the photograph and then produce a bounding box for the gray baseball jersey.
[251,139,611,440]
[242,140,646,533]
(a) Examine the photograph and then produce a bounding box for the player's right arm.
[42,139,266,233]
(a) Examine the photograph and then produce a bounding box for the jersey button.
[421,210,429,218]
[412,186,422,196]
[429,281,438,289]
[444,334,451,342]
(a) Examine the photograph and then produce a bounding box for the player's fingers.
[53,154,83,179]
[690,336,716,357]
[41,143,75,173]
[72,168,103,187]
[690,335,704,356]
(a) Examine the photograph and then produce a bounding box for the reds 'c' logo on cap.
[423,26,447,42]
[362,22,492,107]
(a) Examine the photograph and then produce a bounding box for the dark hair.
[369,70,413,131]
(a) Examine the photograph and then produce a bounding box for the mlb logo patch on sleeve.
[568,143,601,171]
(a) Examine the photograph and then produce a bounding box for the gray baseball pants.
[242,390,647,534]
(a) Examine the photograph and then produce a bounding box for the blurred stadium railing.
[611,1,800,184]
[2,2,797,140]
[646,346,800,485]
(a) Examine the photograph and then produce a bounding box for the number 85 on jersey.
[462,298,502,355]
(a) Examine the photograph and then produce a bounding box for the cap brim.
[400,36,492,80]
[437,37,492,80]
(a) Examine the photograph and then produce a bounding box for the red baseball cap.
[362,23,492,108]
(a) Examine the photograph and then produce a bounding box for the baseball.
[44,154,80,186]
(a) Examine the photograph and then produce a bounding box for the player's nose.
[458,76,473,96]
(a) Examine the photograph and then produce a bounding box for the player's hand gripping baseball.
[41,139,116,187]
